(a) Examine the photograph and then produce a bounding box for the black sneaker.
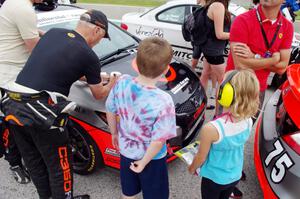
[230,187,243,199]
[10,165,30,184]
[206,105,215,110]
[241,171,247,181]
[73,194,90,199]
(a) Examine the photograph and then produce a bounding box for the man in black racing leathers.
[0,10,116,199]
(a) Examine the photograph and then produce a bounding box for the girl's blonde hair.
[229,70,260,119]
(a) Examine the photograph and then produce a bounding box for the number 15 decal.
[264,140,294,184]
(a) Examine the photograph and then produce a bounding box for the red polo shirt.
[226,5,294,91]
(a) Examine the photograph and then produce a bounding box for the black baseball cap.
[81,9,110,39]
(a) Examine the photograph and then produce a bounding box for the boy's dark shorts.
[204,55,225,65]
[120,155,169,199]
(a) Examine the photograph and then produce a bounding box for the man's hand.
[272,52,281,66]
[111,134,119,150]
[100,72,110,84]
[90,73,119,99]
[130,160,146,173]
[108,74,118,86]
[232,43,255,58]
[270,49,291,75]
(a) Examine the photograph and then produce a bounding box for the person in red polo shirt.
[227,0,293,109]
[224,1,293,198]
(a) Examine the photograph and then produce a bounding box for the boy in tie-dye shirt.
[105,37,177,199]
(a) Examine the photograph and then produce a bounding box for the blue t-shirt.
[105,75,177,160]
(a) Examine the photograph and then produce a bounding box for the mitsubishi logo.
[190,98,199,107]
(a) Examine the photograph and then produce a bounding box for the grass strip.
[78,0,166,7]
[295,10,300,21]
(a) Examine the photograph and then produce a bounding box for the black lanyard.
[255,9,282,51]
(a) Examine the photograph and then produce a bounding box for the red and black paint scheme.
[254,64,300,198]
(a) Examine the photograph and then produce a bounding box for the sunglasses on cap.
[79,13,106,30]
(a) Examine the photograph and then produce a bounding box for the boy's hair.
[136,37,173,78]
[230,70,260,119]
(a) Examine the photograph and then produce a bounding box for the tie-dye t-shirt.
[105,75,177,160]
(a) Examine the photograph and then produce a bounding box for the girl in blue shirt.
[188,70,260,199]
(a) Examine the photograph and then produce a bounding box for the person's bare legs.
[211,63,226,85]
[201,59,217,110]
[210,73,217,99]
[211,63,226,113]
[206,73,218,110]
[192,58,199,70]
[200,58,211,90]
[123,194,137,199]
[207,74,213,98]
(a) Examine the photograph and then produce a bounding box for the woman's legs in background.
[205,55,226,111]
[200,58,211,90]
[210,73,217,99]
[192,58,199,70]
[211,63,226,86]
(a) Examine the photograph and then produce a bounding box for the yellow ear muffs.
[217,70,238,108]
[218,83,235,108]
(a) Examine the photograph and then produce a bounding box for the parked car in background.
[35,4,207,175]
[254,63,300,199]
[121,0,300,72]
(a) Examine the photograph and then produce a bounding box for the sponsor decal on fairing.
[105,148,120,157]
[171,77,189,94]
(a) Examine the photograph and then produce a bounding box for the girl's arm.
[209,2,230,40]
[188,123,219,174]
[106,112,119,150]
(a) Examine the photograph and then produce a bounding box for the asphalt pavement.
[0,1,297,198]
[0,106,263,199]
[0,92,265,199]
